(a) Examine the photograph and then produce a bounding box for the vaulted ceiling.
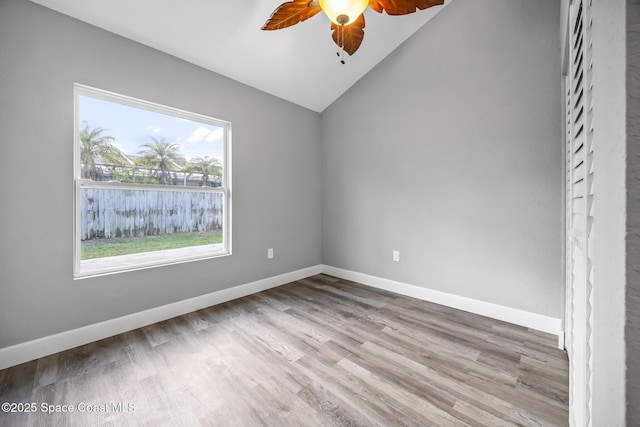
[29,0,450,112]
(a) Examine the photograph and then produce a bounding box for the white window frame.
[73,84,232,278]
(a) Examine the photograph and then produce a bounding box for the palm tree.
[137,137,186,185]
[79,121,127,180]
[184,156,222,187]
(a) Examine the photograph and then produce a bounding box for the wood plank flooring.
[0,274,569,426]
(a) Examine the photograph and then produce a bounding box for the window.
[74,84,231,278]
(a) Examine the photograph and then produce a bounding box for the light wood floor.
[0,274,569,426]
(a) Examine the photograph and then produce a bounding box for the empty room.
[0,0,638,425]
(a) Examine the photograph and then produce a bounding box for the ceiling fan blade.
[262,0,322,31]
[368,0,444,16]
[415,0,446,11]
[331,14,365,56]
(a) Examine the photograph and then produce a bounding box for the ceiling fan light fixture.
[319,0,368,25]
[261,0,445,58]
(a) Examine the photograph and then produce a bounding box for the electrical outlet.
[393,250,400,262]
[267,248,274,259]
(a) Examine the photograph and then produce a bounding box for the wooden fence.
[80,187,223,240]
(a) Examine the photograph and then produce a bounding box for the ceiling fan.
[262,0,445,63]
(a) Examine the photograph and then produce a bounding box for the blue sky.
[79,95,224,163]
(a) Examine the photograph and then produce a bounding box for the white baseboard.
[0,265,323,370]
[557,331,566,350]
[0,263,564,370]
[321,265,563,342]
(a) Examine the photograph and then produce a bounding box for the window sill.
[75,243,228,279]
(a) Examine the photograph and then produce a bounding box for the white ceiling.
[29,0,450,112]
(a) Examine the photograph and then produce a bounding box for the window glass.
[74,85,231,278]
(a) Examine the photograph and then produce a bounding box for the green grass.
[81,231,222,260]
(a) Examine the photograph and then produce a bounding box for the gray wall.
[627,0,640,424]
[0,0,322,348]
[322,0,563,317]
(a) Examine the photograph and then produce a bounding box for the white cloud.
[187,126,211,143]
[206,127,223,143]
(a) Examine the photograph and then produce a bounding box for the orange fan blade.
[368,0,444,15]
[415,0,445,11]
[262,0,322,31]
[331,14,365,56]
